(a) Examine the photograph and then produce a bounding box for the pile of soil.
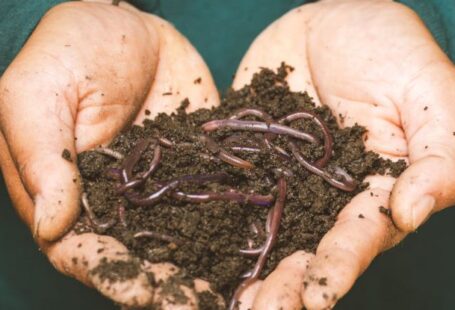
[74,64,405,307]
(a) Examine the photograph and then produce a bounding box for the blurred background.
[1,0,455,309]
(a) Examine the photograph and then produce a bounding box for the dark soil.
[75,65,405,307]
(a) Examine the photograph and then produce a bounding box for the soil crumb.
[76,64,406,306]
[62,149,72,162]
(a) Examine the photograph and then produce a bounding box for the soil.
[75,64,406,308]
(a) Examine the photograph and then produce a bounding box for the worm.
[202,119,317,144]
[229,177,287,310]
[81,193,116,230]
[279,111,333,167]
[289,142,356,191]
[94,147,124,160]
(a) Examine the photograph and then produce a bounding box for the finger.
[391,62,455,231]
[237,280,263,310]
[252,251,314,310]
[194,279,226,308]
[0,65,81,241]
[0,2,159,241]
[302,176,406,310]
[45,232,155,307]
[134,15,220,123]
[142,262,199,309]
[232,6,321,106]
[0,133,34,227]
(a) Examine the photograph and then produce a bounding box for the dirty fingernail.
[412,195,435,230]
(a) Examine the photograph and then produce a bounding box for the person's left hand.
[232,0,455,309]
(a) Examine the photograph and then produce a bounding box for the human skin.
[232,0,455,309]
[0,1,222,308]
[2,0,455,309]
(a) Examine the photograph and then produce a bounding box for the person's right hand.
[0,1,221,308]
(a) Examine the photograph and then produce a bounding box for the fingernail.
[412,195,435,230]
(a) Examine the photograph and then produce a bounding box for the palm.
[233,0,455,309]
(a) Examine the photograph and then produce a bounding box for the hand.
[232,0,455,309]
[0,1,220,308]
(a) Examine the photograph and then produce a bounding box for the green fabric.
[1,1,455,309]
[1,0,455,87]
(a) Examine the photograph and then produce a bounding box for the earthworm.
[279,111,333,167]
[222,134,263,153]
[116,144,162,193]
[202,119,317,144]
[134,231,181,245]
[141,145,162,179]
[272,168,294,178]
[105,167,123,180]
[265,207,273,234]
[125,180,180,207]
[81,193,116,230]
[229,109,277,148]
[239,247,263,256]
[229,177,287,310]
[116,178,144,194]
[238,186,279,256]
[117,203,127,228]
[229,146,262,153]
[289,142,356,191]
[172,191,274,207]
[199,134,254,169]
[116,144,161,194]
[122,139,152,183]
[240,270,253,279]
[219,150,254,169]
[158,137,174,148]
[94,147,124,160]
[229,108,274,124]
[126,173,230,207]
[272,145,292,160]
[250,222,259,236]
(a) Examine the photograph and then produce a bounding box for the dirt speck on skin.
[62,149,72,162]
[76,65,406,306]
[197,291,224,310]
[154,271,194,306]
[318,277,327,286]
[90,258,141,283]
[379,206,392,217]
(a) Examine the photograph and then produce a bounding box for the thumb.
[391,61,455,232]
[0,59,80,241]
[0,2,159,241]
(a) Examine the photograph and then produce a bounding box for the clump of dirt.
[75,64,406,306]
[90,258,142,283]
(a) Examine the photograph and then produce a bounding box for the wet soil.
[75,65,406,307]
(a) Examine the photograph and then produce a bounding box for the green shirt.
[1,1,455,310]
[0,0,454,89]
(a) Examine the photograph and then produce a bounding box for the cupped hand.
[232,0,455,309]
[0,1,220,308]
